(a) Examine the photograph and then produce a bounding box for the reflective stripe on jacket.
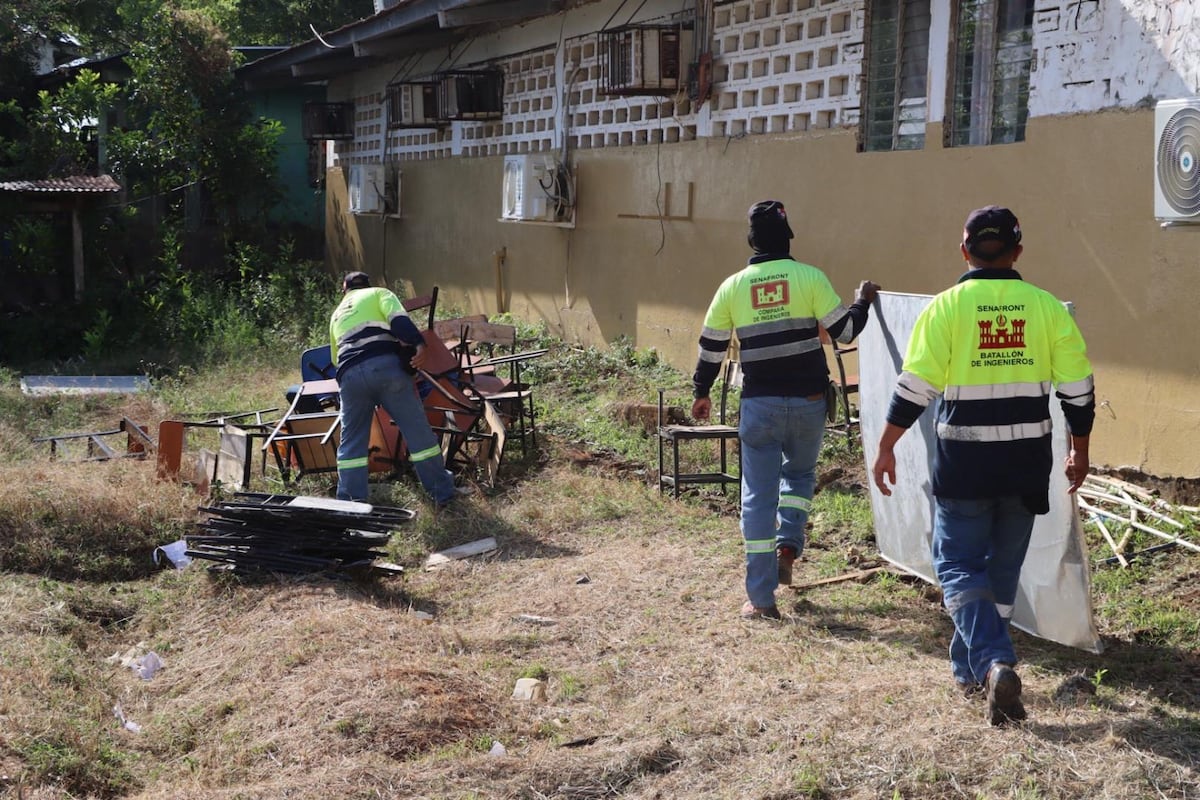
[694,256,859,398]
[329,287,419,380]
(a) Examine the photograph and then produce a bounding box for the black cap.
[748,200,794,253]
[963,206,1021,258]
[343,271,371,290]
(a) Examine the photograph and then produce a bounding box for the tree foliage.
[182,0,371,47]
[104,7,283,232]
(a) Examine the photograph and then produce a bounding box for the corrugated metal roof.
[0,175,121,193]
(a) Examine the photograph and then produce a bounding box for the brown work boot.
[777,545,797,586]
[985,663,1027,726]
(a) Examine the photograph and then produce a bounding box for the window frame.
[860,0,933,153]
[945,0,1035,147]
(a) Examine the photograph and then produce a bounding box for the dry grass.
[0,361,1198,799]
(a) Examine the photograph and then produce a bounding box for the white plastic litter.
[152,540,192,569]
[131,652,164,681]
[488,741,507,757]
[113,703,142,733]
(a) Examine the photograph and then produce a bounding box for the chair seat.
[660,424,739,440]
[658,361,741,499]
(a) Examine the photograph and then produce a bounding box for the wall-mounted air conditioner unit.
[302,102,354,141]
[501,154,572,223]
[1154,98,1200,223]
[600,23,694,96]
[387,82,442,128]
[348,164,386,214]
[438,70,504,121]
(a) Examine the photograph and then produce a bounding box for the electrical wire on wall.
[372,38,476,288]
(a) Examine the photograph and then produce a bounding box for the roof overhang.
[236,0,566,89]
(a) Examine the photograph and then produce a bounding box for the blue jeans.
[739,394,827,608]
[336,356,456,504]
[932,496,1035,685]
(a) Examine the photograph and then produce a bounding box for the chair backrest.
[459,321,518,350]
[432,314,488,346]
[300,345,335,382]
[402,286,439,329]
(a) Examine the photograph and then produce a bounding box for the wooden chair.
[451,320,547,455]
[818,326,860,432]
[262,379,400,484]
[414,329,499,479]
[657,361,741,499]
[401,286,439,329]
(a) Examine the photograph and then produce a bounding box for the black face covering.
[747,200,794,255]
[748,229,791,255]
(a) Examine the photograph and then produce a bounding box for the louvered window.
[861,0,931,152]
[948,0,1034,146]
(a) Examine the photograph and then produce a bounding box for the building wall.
[323,0,1200,478]
[252,86,326,229]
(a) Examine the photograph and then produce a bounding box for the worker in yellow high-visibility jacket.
[872,206,1095,727]
[693,200,879,621]
[330,272,458,507]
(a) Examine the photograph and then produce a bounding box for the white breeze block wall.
[336,0,866,162]
[1030,0,1200,115]
[709,0,864,137]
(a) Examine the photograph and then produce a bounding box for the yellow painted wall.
[327,108,1200,478]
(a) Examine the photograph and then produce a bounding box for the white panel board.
[859,291,1102,653]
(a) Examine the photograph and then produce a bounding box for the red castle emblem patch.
[977,314,1026,349]
[751,280,789,309]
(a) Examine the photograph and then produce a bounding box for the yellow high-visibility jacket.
[887,269,1095,502]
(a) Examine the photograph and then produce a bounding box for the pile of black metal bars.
[188,492,415,575]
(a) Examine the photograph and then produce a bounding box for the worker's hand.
[872,447,897,496]
[1065,449,1089,494]
[691,397,712,423]
[856,281,881,304]
[409,343,429,370]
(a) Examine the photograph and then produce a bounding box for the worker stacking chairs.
[657,360,742,499]
[818,326,860,433]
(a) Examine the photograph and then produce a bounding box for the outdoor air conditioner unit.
[347,164,386,214]
[438,70,504,121]
[601,24,694,95]
[501,154,571,223]
[302,102,354,141]
[388,83,441,128]
[1154,98,1200,223]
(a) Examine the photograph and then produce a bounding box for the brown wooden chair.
[819,326,859,432]
[415,329,499,477]
[451,320,547,455]
[401,286,439,329]
[657,360,741,499]
[262,380,401,483]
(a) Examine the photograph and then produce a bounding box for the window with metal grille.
[861,0,931,152]
[948,0,1034,147]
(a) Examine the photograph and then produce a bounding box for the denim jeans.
[738,394,827,608]
[336,356,456,504]
[932,495,1035,685]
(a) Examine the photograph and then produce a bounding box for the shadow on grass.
[1028,633,1200,715]
[1026,715,1200,773]
[785,575,1200,771]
